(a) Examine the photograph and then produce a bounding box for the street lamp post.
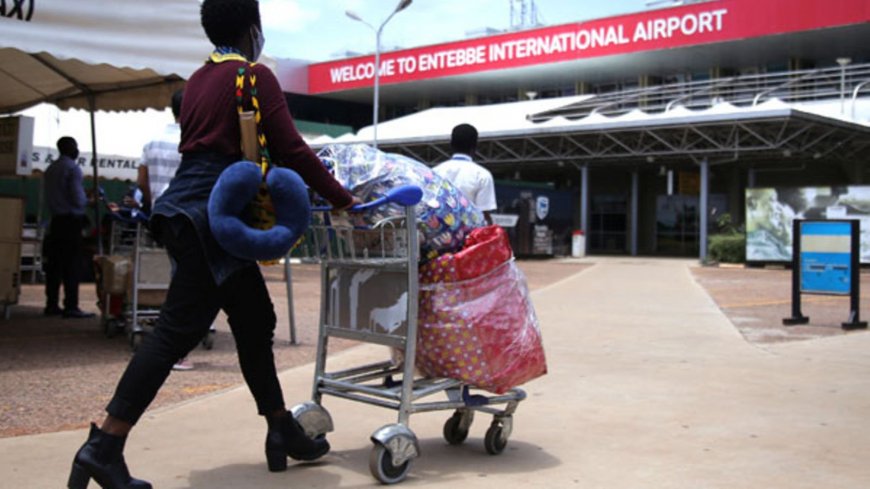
[837,57,852,115]
[346,0,412,150]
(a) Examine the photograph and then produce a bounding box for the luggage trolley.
[290,186,527,484]
[97,211,216,351]
[95,214,169,350]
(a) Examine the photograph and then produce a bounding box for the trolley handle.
[107,211,149,225]
[95,186,150,225]
[311,185,423,213]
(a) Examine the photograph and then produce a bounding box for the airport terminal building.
[278,0,870,261]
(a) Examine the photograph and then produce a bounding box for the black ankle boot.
[68,423,151,489]
[265,412,330,471]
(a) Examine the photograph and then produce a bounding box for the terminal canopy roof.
[314,64,870,170]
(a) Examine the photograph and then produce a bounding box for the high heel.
[68,423,152,489]
[265,444,288,472]
[67,463,90,489]
[265,412,330,471]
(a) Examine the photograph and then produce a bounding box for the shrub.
[708,233,746,263]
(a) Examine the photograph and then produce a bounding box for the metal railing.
[528,63,870,121]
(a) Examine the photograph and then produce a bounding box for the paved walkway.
[3,258,870,488]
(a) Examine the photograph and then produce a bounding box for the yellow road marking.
[721,296,850,309]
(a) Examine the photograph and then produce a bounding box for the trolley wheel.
[102,318,116,338]
[443,412,470,445]
[202,330,216,350]
[484,422,509,455]
[129,331,144,352]
[369,443,412,485]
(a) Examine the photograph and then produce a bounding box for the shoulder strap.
[235,63,272,175]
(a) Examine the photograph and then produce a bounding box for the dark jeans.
[106,216,284,425]
[44,215,84,311]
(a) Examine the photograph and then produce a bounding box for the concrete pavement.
[2,257,870,488]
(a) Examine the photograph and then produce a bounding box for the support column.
[747,167,757,188]
[699,158,710,263]
[631,170,639,256]
[581,165,589,235]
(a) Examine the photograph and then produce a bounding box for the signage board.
[0,116,34,176]
[308,0,870,94]
[799,221,852,295]
[29,146,140,181]
[327,268,409,338]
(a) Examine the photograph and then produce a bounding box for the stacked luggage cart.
[290,188,527,484]
[94,213,215,351]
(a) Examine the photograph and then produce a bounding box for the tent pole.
[89,96,103,256]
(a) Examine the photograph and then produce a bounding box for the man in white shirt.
[433,123,497,223]
[127,90,183,214]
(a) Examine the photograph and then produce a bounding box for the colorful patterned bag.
[417,226,547,393]
[317,144,485,262]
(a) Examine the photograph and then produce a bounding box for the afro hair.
[200,0,261,47]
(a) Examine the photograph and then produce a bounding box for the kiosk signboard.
[783,220,866,330]
[799,221,852,295]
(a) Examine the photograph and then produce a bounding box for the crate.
[0,197,22,309]
[0,196,24,242]
[0,242,21,305]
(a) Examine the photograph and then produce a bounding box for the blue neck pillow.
[208,161,310,262]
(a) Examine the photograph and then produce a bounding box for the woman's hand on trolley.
[334,196,363,214]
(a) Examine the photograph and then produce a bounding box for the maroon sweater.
[180,60,353,208]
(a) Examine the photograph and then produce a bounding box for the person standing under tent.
[433,123,497,224]
[43,136,95,319]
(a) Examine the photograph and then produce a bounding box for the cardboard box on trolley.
[94,249,170,308]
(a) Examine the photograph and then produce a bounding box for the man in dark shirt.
[43,136,94,319]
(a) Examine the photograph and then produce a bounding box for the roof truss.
[376,114,870,169]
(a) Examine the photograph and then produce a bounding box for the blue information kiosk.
[783,220,867,330]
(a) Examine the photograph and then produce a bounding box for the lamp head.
[345,10,363,22]
[396,0,413,12]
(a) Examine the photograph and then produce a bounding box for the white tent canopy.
[0,0,211,114]
[1,0,212,254]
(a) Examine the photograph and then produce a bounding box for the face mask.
[250,25,265,61]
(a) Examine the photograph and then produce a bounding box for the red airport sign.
[308,0,870,94]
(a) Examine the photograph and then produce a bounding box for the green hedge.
[708,234,746,263]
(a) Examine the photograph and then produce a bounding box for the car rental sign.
[308,0,870,94]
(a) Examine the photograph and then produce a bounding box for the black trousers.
[44,214,84,311]
[106,216,284,425]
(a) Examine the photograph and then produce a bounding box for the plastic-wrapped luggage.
[317,144,485,261]
[417,226,547,393]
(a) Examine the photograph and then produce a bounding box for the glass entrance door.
[589,194,627,253]
[655,194,729,256]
